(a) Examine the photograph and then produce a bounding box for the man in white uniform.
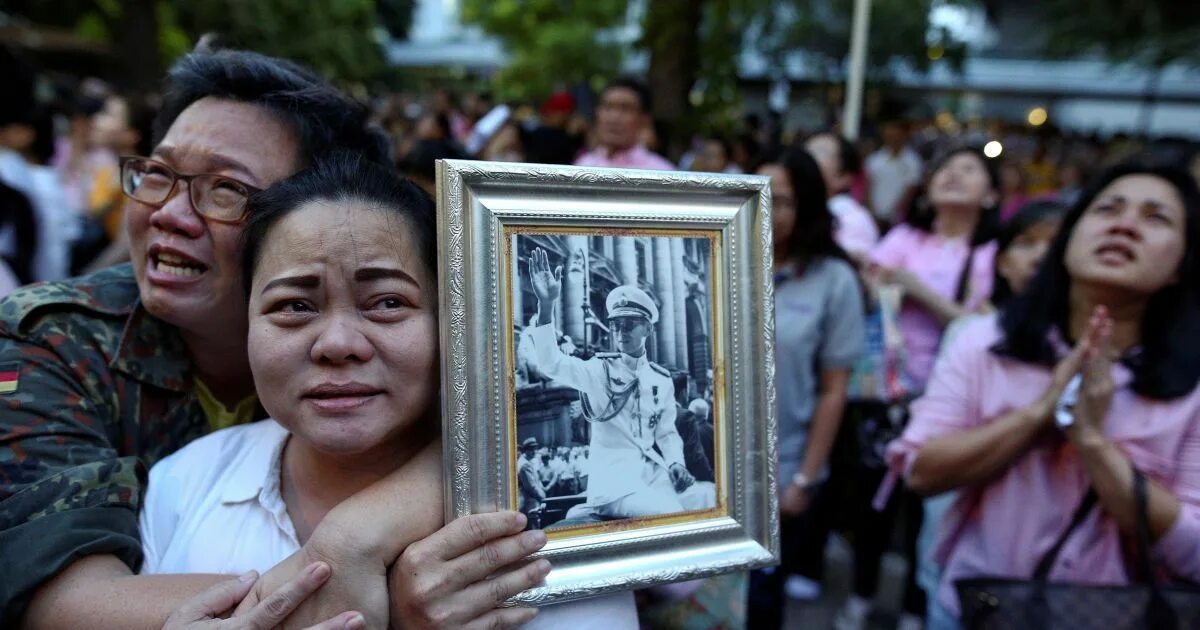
[526,247,716,519]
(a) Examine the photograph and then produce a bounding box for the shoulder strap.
[953,244,976,305]
[1133,467,1181,628]
[1133,468,1158,583]
[1033,488,1098,579]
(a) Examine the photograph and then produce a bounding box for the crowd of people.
[1,38,1199,630]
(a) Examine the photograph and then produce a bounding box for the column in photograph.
[695,239,713,390]
[615,236,639,286]
[670,239,689,372]
[562,235,588,344]
[641,237,655,285]
[652,237,678,368]
[603,235,615,260]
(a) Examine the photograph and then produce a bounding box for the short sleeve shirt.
[142,419,639,629]
[774,257,865,481]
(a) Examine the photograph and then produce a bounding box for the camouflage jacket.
[0,263,257,623]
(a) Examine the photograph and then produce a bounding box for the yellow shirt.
[194,377,259,431]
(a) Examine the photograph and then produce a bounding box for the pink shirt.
[888,316,1200,616]
[870,224,997,389]
[574,145,675,171]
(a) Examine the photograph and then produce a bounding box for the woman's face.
[1063,174,1187,296]
[758,164,795,253]
[247,200,438,457]
[928,152,995,211]
[997,218,1061,295]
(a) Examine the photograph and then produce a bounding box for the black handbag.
[956,469,1200,629]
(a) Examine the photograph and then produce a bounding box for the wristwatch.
[1054,374,1082,430]
[791,472,815,489]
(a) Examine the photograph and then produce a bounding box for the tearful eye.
[368,295,411,311]
[280,301,313,313]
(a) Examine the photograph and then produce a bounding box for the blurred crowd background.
[2,2,1199,629]
[1,0,1197,287]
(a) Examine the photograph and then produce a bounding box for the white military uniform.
[527,285,715,518]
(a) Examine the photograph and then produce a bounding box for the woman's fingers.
[461,606,540,630]
[165,571,259,626]
[445,529,548,587]
[421,512,531,562]
[238,562,333,629]
[1051,304,1117,396]
[446,560,551,626]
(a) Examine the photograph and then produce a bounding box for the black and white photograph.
[510,231,721,531]
[440,159,775,603]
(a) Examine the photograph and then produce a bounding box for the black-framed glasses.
[119,156,262,224]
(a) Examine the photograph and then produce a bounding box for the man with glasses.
[526,248,715,521]
[0,49,551,629]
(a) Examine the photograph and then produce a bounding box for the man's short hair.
[153,49,388,167]
[604,77,653,114]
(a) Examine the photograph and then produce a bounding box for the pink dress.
[870,224,997,390]
[888,316,1200,616]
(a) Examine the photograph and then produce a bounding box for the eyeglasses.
[119,156,262,224]
[609,318,647,333]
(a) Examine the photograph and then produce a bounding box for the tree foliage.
[459,0,629,102]
[5,0,400,88]
[171,0,386,83]
[1034,0,1200,67]
[751,0,968,80]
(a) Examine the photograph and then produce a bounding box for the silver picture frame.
[436,159,778,606]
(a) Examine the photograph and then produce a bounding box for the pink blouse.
[870,224,997,390]
[887,316,1200,616]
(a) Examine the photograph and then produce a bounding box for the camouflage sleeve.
[0,331,144,625]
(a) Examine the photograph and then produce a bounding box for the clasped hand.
[1035,305,1116,440]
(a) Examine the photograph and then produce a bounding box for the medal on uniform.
[648,385,661,431]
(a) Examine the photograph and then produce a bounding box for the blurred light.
[983,141,1003,158]
[1027,106,1048,127]
[935,111,956,130]
[927,44,945,61]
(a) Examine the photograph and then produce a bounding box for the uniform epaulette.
[649,362,671,377]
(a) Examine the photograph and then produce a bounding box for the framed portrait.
[437,159,778,605]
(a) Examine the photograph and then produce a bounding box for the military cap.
[605,285,658,324]
[522,437,540,449]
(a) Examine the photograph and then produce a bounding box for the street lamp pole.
[842,0,872,141]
